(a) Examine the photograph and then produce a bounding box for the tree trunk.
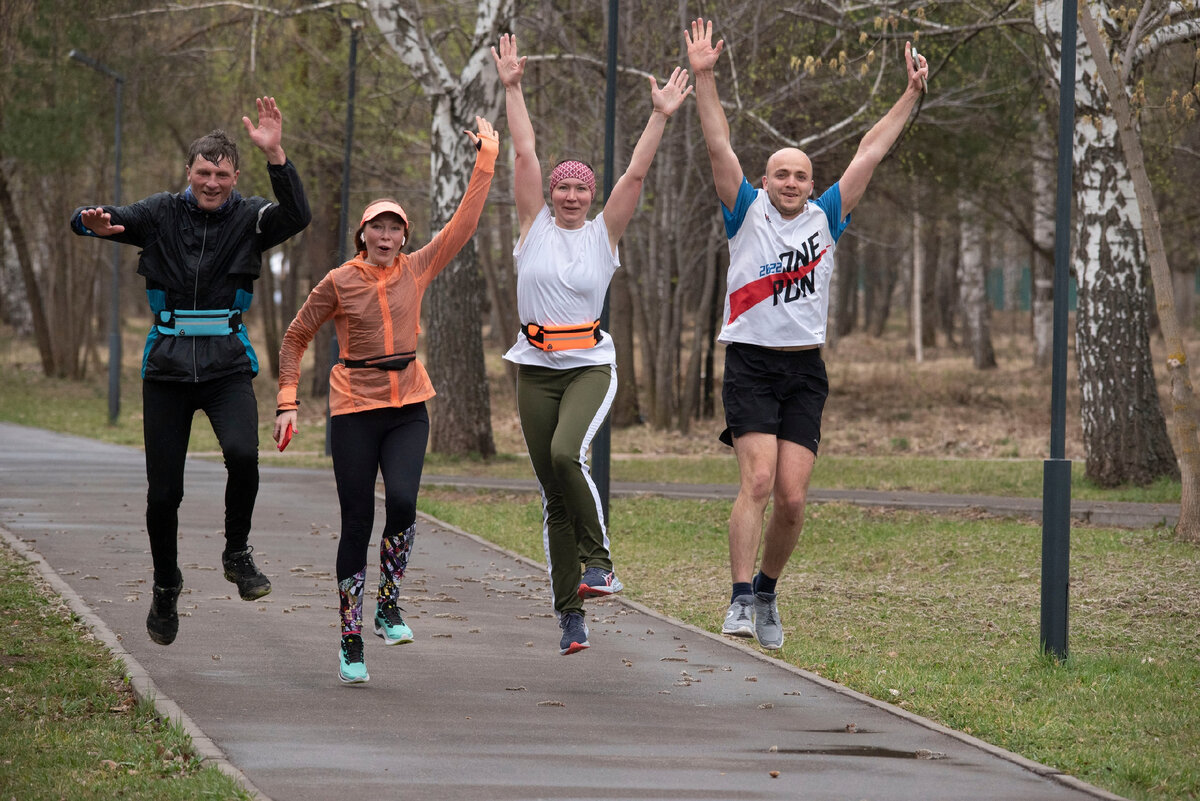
[610,267,641,427]
[1031,114,1055,369]
[958,197,996,369]
[919,215,939,350]
[0,164,55,374]
[1037,0,1178,487]
[912,204,924,363]
[425,96,496,458]
[935,216,959,347]
[1080,3,1196,536]
[370,0,510,457]
[833,233,858,338]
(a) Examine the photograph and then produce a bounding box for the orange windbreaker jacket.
[276,139,497,416]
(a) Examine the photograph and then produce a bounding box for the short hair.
[187,129,239,171]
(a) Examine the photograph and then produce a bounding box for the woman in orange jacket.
[273,117,498,684]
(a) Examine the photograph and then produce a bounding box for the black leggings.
[142,373,259,586]
[329,403,429,582]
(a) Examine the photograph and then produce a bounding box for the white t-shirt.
[503,205,619,369]
[718,178,849,347]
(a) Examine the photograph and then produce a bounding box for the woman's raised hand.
[649,66,694,117]
[491,33,526,88]
[464,116,499,151]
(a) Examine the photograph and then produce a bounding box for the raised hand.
[464,116,500,150]
[685,17,724,73]
[242,96,286,164]
[649,67,694,117]
[906,42,929,93]
[79,207,125,236]
[491,33,526,88]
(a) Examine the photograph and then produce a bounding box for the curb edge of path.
[417,509,1129,801]
[0,524,272,801]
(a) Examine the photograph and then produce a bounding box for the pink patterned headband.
[549,160,596,195]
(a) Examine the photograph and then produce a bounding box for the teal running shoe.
[338,634,369,684]
[374,600,414,645]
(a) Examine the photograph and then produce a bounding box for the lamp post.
[69,49,125,426]
[1040,0,1076,661]
[326,18,361,457]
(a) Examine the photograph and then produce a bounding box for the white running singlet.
[718,178,849,347]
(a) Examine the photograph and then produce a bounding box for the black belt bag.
[339,351,416,371]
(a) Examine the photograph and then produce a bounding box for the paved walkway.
[0,422,1132,801]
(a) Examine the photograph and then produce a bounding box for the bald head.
[762,148,815,220]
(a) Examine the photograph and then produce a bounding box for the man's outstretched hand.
[243,96,287,165]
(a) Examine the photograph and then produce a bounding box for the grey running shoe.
[721,594,755,638]
[578,566,624,599]
[146,583,181,645]
[558,611,590,655]
[753,591,784,650]
[222,546,272,600]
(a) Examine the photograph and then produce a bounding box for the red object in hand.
[277,422,294,452]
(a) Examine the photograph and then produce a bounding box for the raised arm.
[602,67,693,249]
[686,18,744,211]
[407,117,500,284]
[242,96,287,166]
[492,34,544,238]
[837,42,928,216]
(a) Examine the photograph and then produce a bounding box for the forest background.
[0,0,1198,524]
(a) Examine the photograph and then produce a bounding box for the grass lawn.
[0,542,251,801]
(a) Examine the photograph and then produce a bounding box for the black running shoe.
[146,583,181,645]
[222,547,272,600]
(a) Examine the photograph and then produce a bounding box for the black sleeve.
[69,193,171,248]
[257,159,312,250]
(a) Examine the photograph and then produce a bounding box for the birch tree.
[1077,2,1200,541]
[1034,0,1185,487]
[367,0,511,457]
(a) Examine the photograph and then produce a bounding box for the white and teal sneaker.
[338,634,369,684]
[374,601,414,645]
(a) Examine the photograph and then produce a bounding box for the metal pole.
[592,0,619,523]
[326,20,360,457]
[1040,0,1076,662]
[69,50,125,426]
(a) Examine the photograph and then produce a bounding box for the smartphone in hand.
[277,422,294,452]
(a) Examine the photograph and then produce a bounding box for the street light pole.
[69,49,125,426]
[326,19,361,457]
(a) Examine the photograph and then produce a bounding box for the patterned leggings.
[330,404,428,635]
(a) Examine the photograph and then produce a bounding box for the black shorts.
[720,342,828,454]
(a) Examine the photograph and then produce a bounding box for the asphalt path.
[0,422,1132,801]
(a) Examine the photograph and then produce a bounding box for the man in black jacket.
[71,96,312,646]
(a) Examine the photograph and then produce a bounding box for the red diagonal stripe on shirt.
[727,248,827,324]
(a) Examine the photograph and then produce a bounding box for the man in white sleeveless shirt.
[686,17,930,650]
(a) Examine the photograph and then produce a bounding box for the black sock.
[753,571,777,595]
[731,582,753,603]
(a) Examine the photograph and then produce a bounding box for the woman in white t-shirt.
[491,33,691,655]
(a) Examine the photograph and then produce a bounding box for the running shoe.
[338,634,369,684]
[374,600,414,645]
[578,566,624,599]
[222,546,272,600]
[753,590,784,650]
[558,611,590,655]
[721,594,755,638]
[146,582,181,645]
